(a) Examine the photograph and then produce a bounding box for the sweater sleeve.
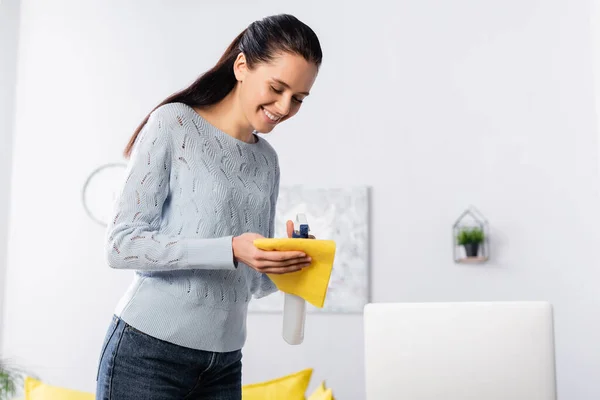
[105,108,236,271]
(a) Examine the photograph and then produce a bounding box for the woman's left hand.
[286,220,316,239]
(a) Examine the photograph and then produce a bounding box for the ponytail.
[123,30,246,158]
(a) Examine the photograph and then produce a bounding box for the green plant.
[0,360,23,400]
[457,226,484,245]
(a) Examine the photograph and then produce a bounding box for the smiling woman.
[124,14,322,151]
[96,13,323,400]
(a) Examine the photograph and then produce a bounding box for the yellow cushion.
[253,238,336,308]
[309,388,334,400]
[24,377,94,400]
[307,382,334,400]
[242,368,313,400]
[311,382,327,394]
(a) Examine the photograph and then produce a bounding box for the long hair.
[123,14,322,158]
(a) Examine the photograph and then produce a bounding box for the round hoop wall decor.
[82,163,127,226]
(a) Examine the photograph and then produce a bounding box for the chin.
[252,123,277,134]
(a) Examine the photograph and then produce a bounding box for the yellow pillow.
[242,368,313,400]
[310,381,327,394]
[24,377,94,400]
[310,388,334,400]
[253,238,336,308]
[307,382,335,400]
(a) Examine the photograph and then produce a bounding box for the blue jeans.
[96,315,242,400]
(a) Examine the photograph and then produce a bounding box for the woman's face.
[234,51,319,134]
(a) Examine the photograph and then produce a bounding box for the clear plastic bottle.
[282,293,306,345]
[282,213,309,345]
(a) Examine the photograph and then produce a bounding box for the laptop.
[363,301,557,400]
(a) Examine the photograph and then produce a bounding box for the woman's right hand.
[232,233,311,274]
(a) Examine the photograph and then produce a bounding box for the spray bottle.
[282,213,310,345]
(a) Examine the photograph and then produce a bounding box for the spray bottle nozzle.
[293,213,310,238]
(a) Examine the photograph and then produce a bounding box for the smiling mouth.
[262,107,282,123]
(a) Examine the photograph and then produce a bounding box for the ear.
[233,52,248,82]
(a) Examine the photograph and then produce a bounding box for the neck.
[195,86,255,144]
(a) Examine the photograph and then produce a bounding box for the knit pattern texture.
[105,102,279,352]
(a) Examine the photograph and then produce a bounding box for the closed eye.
[271,85,304,104]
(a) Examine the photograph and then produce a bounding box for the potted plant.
[457,226,484,258]
[0,360,24,400]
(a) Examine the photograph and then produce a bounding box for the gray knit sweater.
[106,102,278,352]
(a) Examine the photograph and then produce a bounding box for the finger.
[256,250,307,261]
[286,220,294,238]
[308,234,315,239]
[259,264,308,274]
[257,257,312,268]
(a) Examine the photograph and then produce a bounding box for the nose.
[275,97,291,117]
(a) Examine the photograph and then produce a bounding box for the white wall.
[3,0,600,399]
[0,0,20,349]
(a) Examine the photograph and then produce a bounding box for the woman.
[96,13,322,400]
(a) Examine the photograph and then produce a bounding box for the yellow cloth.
[242,368,313,400]
[253,238,336,308]
[24,377,94,400]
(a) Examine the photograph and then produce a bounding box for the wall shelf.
[453,206,490,264]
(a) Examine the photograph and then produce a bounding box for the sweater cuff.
[185,236,237,270]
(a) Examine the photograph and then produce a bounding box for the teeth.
[263,108,280,122]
